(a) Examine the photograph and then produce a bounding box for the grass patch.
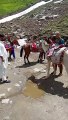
[42,15,68,35]
[0,0,38,16]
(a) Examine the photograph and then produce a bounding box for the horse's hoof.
[45,76,49,79]
[58,73,62,76]
[39,59,43,63]
[53,72,56,76]
[51,71,56,75]
[51,71,54,75]
[37,60,39,63]
[28,62,30,64]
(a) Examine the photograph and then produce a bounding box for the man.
[0,41,8,83]
[55,31,64,45]
[54,31,65,75]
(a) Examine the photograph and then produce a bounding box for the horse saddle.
[31,43,38,52]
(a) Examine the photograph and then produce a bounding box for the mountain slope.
[0,0,68,36]
[0,0,38,16]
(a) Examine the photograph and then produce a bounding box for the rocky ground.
[0,47,68,120]
[0,0,68,120]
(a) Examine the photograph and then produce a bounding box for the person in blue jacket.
[55,31,65,45]
[9,42,15,60]
[54,31,65,76]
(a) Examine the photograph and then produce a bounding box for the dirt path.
[0,48,68,120]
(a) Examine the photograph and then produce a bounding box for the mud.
[23,80,45,98]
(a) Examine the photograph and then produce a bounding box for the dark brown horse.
[20,42,37,64]
[20,41,45,64]
[19,35,48,64]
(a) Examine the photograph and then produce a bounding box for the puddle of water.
[23,80,45,99]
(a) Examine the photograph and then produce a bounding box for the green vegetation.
[0,0,37,16]
[42,15,68,36]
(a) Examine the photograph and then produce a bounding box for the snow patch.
[0,0,53,23]
[54,0,63,4]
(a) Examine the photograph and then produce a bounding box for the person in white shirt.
[0,41,9,83]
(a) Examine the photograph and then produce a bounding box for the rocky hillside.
[0,0,68,37]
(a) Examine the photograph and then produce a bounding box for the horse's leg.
[58,52,64,75]
[24,54,26,64]
[27,55,30,64]
[38,52,43,63]
[20,46,23,57]
[37,53,40,63]
[43,52,45,59]
[58,63,63,75]
[46,60,51,78]
[53,64,57,75]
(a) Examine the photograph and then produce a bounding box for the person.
[0,40,8,83]
[55,31,64,45]
[48,32,56,44]
[53,31,65,75]
[9,42,15,60]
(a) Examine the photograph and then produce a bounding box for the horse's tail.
[20,46,23,57]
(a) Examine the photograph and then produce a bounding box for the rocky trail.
[0,48,68,120]
[0,0,68,120]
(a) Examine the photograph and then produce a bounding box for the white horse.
[42,40,68,78]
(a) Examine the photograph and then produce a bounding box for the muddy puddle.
[23,80,45,99]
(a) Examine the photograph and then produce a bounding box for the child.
[9,42,15,60]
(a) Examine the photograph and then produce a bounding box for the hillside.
[0,1,68,119]
[0,0,38,16]
[0,0,68,36]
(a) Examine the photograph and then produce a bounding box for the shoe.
[0,79,2,83]
[1,80,11,83]
[0,78,2,81]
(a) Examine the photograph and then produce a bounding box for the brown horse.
[19,35,48,64]
[20,41,45,64]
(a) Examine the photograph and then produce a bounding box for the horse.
[20,41,44,64]
[41,40,68,78]
[19,36,46,64]
[20,43,31,64]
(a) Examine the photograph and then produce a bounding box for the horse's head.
[41,39,49,53]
